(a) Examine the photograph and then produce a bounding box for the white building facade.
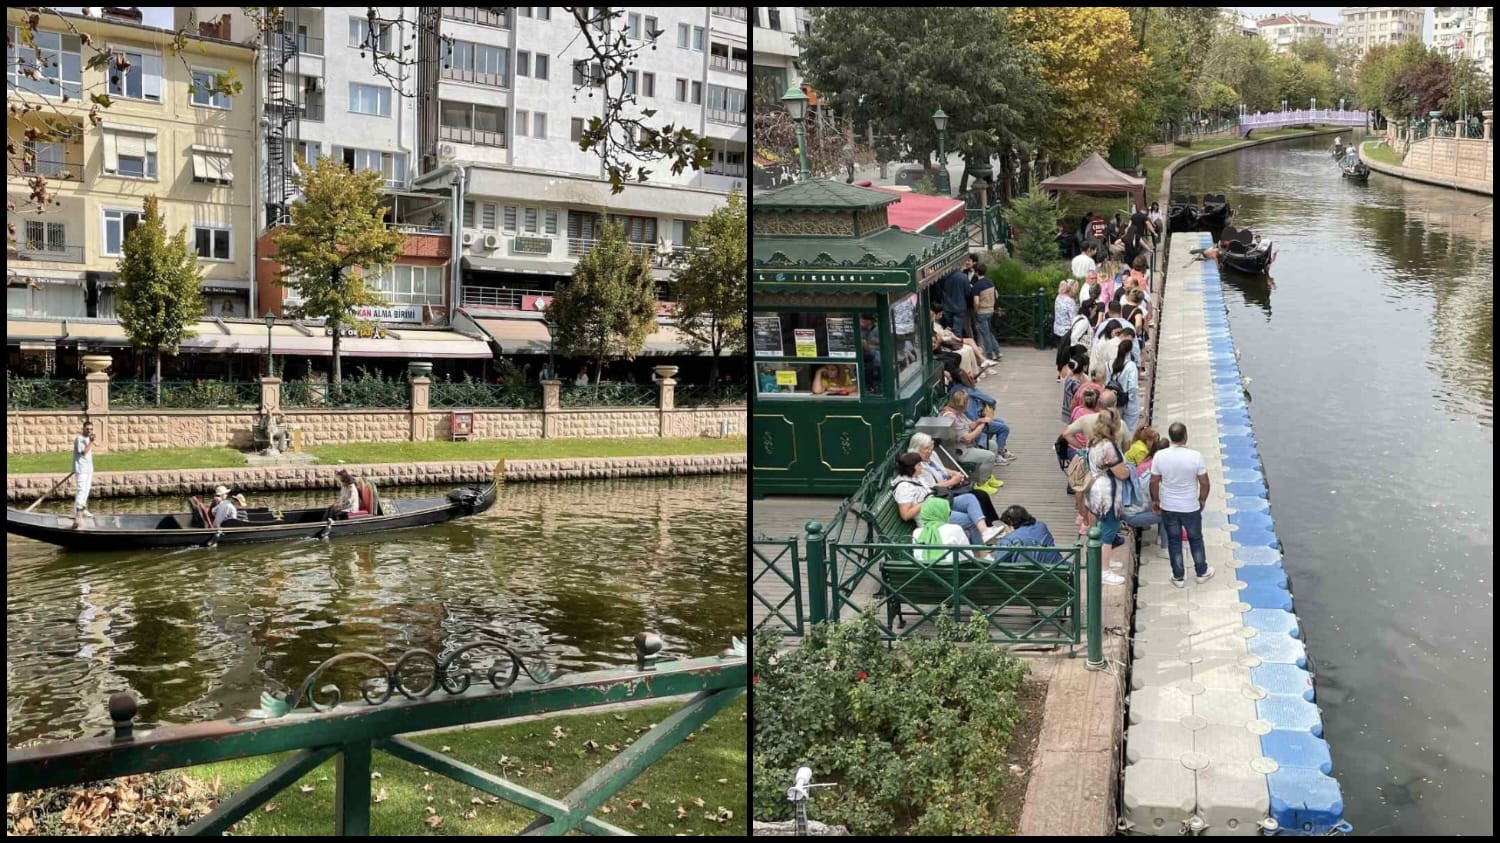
[1432,7,1493,72]
[1256,14,1339,54]
[1339,7,1427,60]
[751,6,806,101]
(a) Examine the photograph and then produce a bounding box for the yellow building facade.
[8,9,257,321]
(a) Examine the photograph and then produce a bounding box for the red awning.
[875,188,967,235]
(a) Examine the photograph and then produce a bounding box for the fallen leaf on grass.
[545,740,557,748]
[600,805,613,814]
[613,713,625,721]
[370,772,383,780]
[423,783,433,794]
[263,803,278,814]
[424,814,443,829]
[692,797,705,808]
[298,784,314,793]
[683,733,695,742]
[704,807,733,824]
[463,809,477,821]
[676,805,689,819]
[425,805,436,815]
[626,798,648,811]
[440,745,451,752]
[551,726,567,739]
[470,797,485,805]
[715,778,729,784]
[374,788,389,804]
[605,743,622,752]
[583,740,600,753]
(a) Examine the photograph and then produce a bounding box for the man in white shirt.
[73,419,95,526]
[210,485,238,528]
[1149,423,1214,587]
[1070,243,1098,281]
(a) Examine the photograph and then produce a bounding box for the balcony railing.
[276,31,324,56]
[567,237,657,259]
[388,222,448,235]
[707,108,747,126]
[462,285,674,309]
[710,55,748,74]
[439,124,507,147]
[706,163,747,178]
[712,7,748,21]
[441,66,509,88]
[266,98,324,122]
[13,243,85,263]
[441,7,512,28]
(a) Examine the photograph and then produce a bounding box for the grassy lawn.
[6,437,745,476]
[1360,139,1403,167]
[1141,127,1311,201]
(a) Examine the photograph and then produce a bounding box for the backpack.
[1121,468,1160,529]
[1065,452,1092,492]
[1107,369,1131,410]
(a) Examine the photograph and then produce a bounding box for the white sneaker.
[1102,571,1126,585]
[981,525,1006,543]
[1171,578,1186,589]
[1195,566,1216,584]
[1000,449,1018,461]
[1109,560,1124,570]
[995,453,1016,465]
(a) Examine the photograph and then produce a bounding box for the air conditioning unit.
[460,230,476,246]
[437,144,456,161]
[483,233,500,249]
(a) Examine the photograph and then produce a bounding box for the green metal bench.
[880,548,1077,632]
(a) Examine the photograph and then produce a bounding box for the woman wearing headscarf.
[912,497,974,562]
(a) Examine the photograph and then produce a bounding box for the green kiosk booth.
[752,181,970,497]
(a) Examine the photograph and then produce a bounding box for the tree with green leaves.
[547,219,657,387]
[114,195,205,404]
[1007,190,1063,269]
[270,154,405,385]
[669,191,745,384]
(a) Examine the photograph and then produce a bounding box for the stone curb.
[6,453,747,501]
[1358,141,1493,196]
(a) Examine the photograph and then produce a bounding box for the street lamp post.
[781,85,811,183]
[932,108,950,196]
[544,319,558,381]
[263,310,275,377]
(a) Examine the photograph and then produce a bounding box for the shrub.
[986,258,1070,298]
[1006,190,1063,269]
[753,613,1029,835]
[910,175,937,196]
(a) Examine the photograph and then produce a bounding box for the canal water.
[1170,134,1492,836]
[6,475,746,745]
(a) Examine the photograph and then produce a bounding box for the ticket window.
[752,311,882,398]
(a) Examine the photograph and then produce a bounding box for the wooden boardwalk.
[751,342,1156,642]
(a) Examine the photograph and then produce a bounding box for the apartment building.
[1339,7,1427,60]
[8,7,257,321]
[1432,7,1493,72]
[752,6,806,101]
[1218,8,1262,39]
[1257,14,1339,54]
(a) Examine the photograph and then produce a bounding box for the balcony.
[568,238,657,259]
[710,54,748,74]
[440,66,509,88]
[442,7,512,28]
[706,162,747,178]
[712,7,748,21]
[274,31,324,57]
[439,125,506,148]
[266,98,324,122]
[13,243,85,263]
[708,109,747,126]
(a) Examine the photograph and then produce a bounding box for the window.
[444,40,510,87]
[294,140,321,166]
[768,9,782,30]
[194,225,231,260]
[692,81,703,105]
[102,209,144,256]
[365,264,445,306]
[102,127,158,179]
[517,50,530,77]
[673,219,697,247]
[533,112,546,138]
[503,205,517,232]
[349,17,393,53]
[23,141,67,177]
[480,202,497,229]
[438,101,507,147]
[571,117,585,142]
[191,145,233,184]
[534,54,549,80]
[678,23,690,48]
[693,27,705,51]
[572,60,602,86]
[333,146,408,187]
[107,50,163,102]
[624,70,637,95]
[536,7,550,20]
[463,200,475,227]
[707,84,746,123]
[349,83,391,116]
[8,27,83,99]
[190,69,232,109]
[516,109,529,137]
[441,7,512,28]
[675,78,688,102]
[24,220,67,253]
[641,73,655,98]
[523,208,539,234]
[626,13,641,40]
[544,210,558,235]
[645,16,659,42]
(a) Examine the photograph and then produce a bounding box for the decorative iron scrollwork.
[762,431,775,455]
[839,432,852,455]
[249,635,554,719]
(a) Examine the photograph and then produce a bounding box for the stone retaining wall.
[1399,136,1493,187]
[6,406,745,456]
[6,453,747,501]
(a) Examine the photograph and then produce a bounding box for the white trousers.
[74,472,93,511]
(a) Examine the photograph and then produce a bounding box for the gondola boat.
[1340,161,1370,182]
[1196,193,1232,230]
[1331,144,1346,160]
[1168,194,1198,232]
[6,477,498,551]
[1215,226,1275,275]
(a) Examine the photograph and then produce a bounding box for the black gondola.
[7,477,498,551]
[1215,226,1275,275]
[1340,161,1370,182]
[1197,193,1232,230]
[1168,194,1198,231]
[1331,144,1346,160]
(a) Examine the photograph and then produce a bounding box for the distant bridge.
[1238,108,1370,136]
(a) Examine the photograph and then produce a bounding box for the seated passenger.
[210,485,237,528]
[938,390,999,487]
[993,505,1064,565]
[326,468,365,520]
[913,497,985,561]
[891,450,1003,545]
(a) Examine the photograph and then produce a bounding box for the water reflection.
[6,476,747,744]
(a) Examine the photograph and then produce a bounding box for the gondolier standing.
[73,420,96,527]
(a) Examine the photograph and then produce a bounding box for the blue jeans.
[974,310,1000,357]
[1161,509,1208,580]
[946,494,986,544]
[944,310,969,338]
[981,417,1009,452]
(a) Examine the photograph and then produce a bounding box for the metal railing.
[440,66,509,88]
[439,124,507,147]
[707,108,747,126]
[712,6,748,20]
[12,243,85,263]
[559,383,658,407]
[754,537,804,635]
[706,162,747,178]
[674,382,748,407]
[6,376,85,410]
[276,31,324,56]
[709,55,748,74]
[387,221,448,236]
[991,290,1053,348]
[282,379,410,409]
[567,237,657,259]
[441,6,512,28]
[109,379,261,410]
[428,381,543,409]
[7,634,745,837]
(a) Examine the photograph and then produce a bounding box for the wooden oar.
[25,472,76,512]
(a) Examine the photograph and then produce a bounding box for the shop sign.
[512,236,553,255]
[349,305,423,323]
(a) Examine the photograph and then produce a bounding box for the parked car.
[893,165,930,189]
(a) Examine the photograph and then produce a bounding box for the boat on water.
[1216,226,1275,275]
[7,478,498,551]
[1340,161,1370,182]
[1197,193,1232,230]
[1168,194,1199,232]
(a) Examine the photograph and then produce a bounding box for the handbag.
[932,481,975,500]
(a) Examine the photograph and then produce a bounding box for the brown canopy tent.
[1039,152,1146,210]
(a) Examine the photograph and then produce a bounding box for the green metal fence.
[6,376,85,410]
[753,537,805,636]
[109,380,261,410]
[428,381,543,409]
[283,379,410,409]
[992,289,1052,348]
[674,383,748,407]
[559,383,658,408]
[6,634,746,836]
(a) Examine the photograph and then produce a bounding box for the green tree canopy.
[115,195,205,398]
[669,191,746,383]
[270,154,405,384]
[547,219,657,385]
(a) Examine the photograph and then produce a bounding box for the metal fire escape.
[264,10,302,229]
